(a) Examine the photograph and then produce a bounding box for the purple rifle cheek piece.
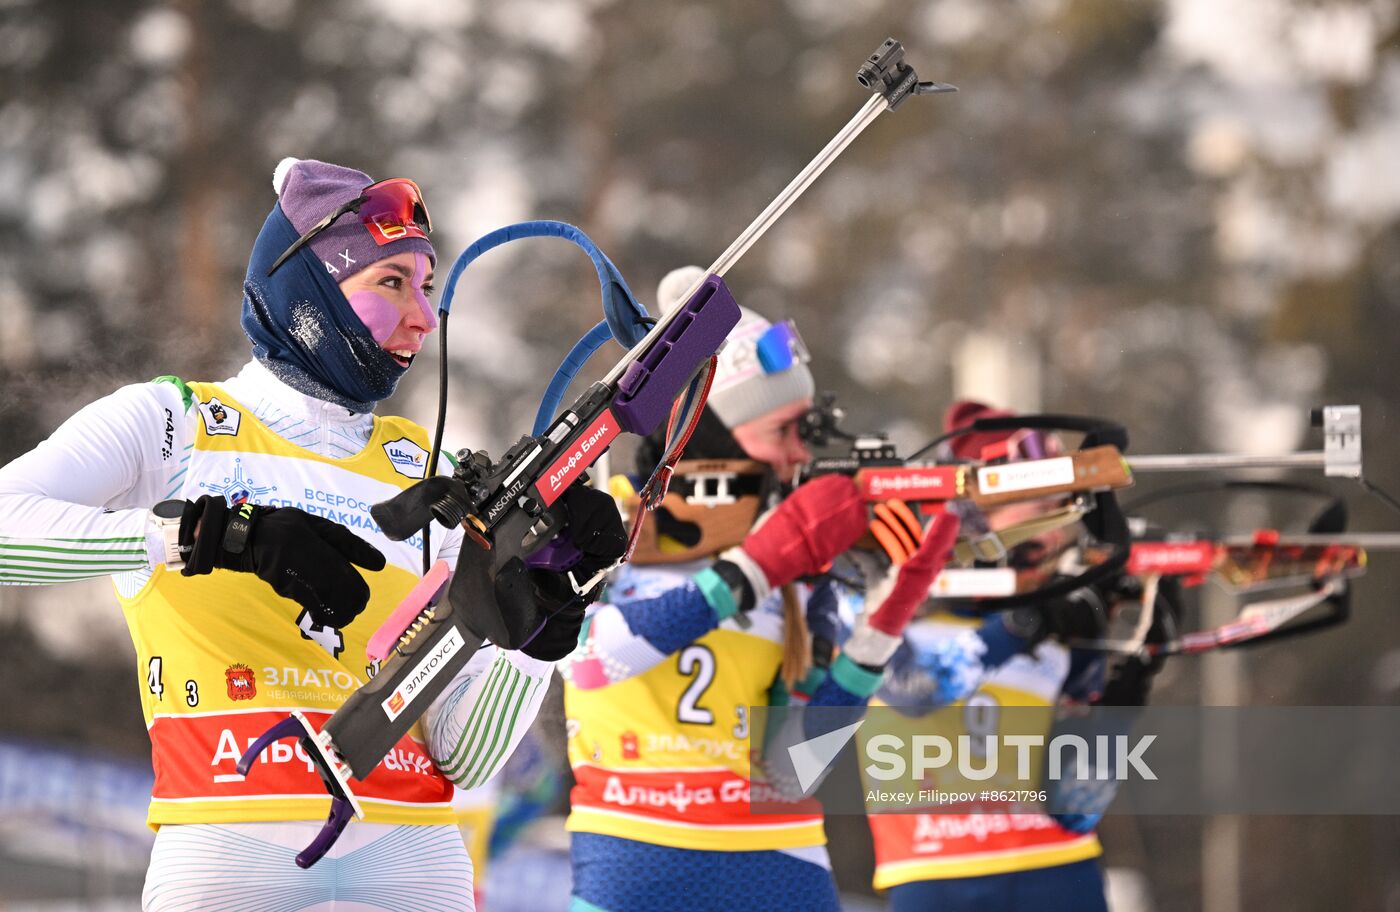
[613,274,742,436]
[346,289,400,345]
[526,538,583,572]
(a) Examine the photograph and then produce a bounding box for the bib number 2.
[676,645,716,725]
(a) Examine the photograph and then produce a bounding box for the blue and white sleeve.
[879,616,1033,709]
[557,577,726,690]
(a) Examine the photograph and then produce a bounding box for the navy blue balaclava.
[240,159,435,413]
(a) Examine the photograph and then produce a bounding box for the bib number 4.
[297,609,345,659]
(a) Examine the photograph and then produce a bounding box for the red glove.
[866,512,961,636]
[740,475,867,588]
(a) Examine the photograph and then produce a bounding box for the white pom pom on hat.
[272,157,301,197]
[656,265,707,314]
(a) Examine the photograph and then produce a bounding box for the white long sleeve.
[0,361,463,584]
[422,646,553,788]
[1,358,546,788]
[0,380,188,583]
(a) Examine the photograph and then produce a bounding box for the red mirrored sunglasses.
[268,178,432,276]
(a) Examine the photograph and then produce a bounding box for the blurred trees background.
[3,0,1399,908]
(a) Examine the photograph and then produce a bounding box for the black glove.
[178,495,386,628]
[514,484,627,660]
[447,483,627,661]
[557,482,630,582]
[1006,576,1115,646]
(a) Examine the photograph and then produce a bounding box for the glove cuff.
[718,547,772,610]
[841,616,903,667]
[180,496,228,576]
[830,652,885,698]
[693,567,740,621]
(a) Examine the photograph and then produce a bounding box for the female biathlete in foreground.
[556,267,966,912]
[0,159,619,911]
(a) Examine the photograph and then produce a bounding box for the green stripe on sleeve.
[692,567,738,621]
[151,375,195,412]
[445,664,523,781]
[441,659,517,779]
[831,653,885,699]
[0,535,143,545]
[462,674,541,788]
[0,546,144,560]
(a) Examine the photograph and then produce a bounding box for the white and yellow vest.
[863,615,1101,887]
[118,382,456,828]
[564,565,825,852]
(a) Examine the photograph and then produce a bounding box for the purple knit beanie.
[272,157,435,280]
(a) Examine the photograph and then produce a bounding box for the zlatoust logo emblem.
[225,664,257,701]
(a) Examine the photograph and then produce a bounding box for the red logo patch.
[858,466,960,502]
[1128,541,1217,575]
[537,409,621,506]
[388,691,406,714]
[621,731,640,760]
[225,664,257,701]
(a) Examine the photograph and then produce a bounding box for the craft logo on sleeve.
[225,663,257,701]
[198,397,241,437]
[383,437,430,479]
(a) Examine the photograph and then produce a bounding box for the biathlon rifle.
[1065,406,1395,656]
[943,406,1376,628]
[238,39,956,869]
[1102,481,1371,656]
[800,400,1138,606]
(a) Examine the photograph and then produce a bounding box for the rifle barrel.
[605,94,890,386]
[1127,451,1327,472]
[707,94,887,280]
[1220,533,1400,549]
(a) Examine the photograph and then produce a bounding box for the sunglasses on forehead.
[268,178,432,276]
